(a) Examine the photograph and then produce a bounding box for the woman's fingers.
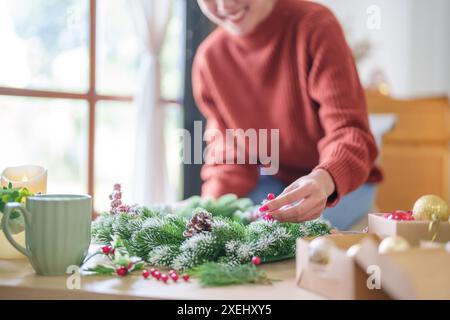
[274,201,324,223]
[278,182,298,197]
[263,182,313,212]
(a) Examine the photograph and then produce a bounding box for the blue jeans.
[247,175,377,230]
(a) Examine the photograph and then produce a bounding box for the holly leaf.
[128,260,145,272]
[114,250,131,267]
[85,264,116,275]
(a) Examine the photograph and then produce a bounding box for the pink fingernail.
[259,205,269,212]
[267,193,275,200]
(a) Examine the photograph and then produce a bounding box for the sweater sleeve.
[192,54,259,199]
[305,9,379,206]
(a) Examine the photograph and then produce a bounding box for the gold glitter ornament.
[412,195,449,222]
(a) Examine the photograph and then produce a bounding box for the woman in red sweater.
[193,0,382,230]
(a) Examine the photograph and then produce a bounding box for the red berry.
[170,273,179,282]
[142,270,150,279]
[169,269,176,275]
[182,274,190,282]
[111,199,122,208]
[267,193,275,200]
[385,210,416,221]
[101,246,112,254]
[251,256,262,266]
[117,205,130,213]
[153,271,161,280]
[117,267,127,277]
[161,274,169,283]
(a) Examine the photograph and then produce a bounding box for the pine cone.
[184,210,213,238]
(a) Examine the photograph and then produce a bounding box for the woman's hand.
[260,169,336,223]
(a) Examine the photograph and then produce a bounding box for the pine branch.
[191,262,273,287]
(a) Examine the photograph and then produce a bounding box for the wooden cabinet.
[367,91,450,212]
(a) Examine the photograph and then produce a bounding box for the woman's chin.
[224,22,257,37]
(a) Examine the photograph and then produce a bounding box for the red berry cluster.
[109,184,138,215]
[117,267,128,276]
[100,245,139,277]
[142,268,190,284]
[383,210,415,221]
[116,262,134,277]
[101,245,115,255]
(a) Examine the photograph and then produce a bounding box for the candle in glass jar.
[1,165,47,194]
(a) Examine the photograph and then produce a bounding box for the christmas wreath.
[89,184,332,286]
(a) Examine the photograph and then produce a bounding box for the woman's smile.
[222,7,249,25]
[197,0,277,36]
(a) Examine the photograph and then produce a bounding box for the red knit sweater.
[192,0,383,206]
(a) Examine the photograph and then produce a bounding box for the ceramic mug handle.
[1,203,31,257]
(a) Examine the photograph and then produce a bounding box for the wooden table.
[0,256,324,300]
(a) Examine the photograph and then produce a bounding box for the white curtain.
[131,0,173,206]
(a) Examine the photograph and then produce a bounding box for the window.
[0,0,184,211]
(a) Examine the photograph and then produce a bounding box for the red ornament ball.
[182,274,190,282]
[170,272,179,282]
[251,256,262,266]
[142,269,150,279]
[116,267,128,277]
[153,271,161,280]
[101,245,112,254]
[161,274,169,283]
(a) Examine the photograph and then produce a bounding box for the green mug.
[1,194,92,276]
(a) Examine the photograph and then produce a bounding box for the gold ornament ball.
[378,236,410,254]
[412,195,449,221]
[308,237,335,265]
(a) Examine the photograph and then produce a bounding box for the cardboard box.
[355,236,450,300]
[296,233,390,300]
[368,213,450,246]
